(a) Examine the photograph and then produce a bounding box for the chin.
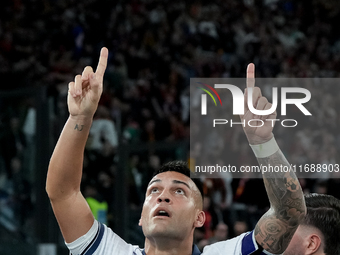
[145,224,169,235]
[147,230,177,240]
[145,226,179,239]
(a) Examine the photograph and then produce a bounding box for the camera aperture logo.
[198,83,312,128]
[197,82,222,114]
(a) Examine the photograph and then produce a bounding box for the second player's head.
[284,193,340,255]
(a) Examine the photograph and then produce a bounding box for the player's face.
[139,171,203,240]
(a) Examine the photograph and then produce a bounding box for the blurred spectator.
[197,222,229,250]
[10,157,32,232]
[209,222,229,244]
[233,220,249,237]
[0,117,26,179]
[123,116,141,143]
[128,154,145,207]
[84,183,109,225]
[85,105,118,179]
[88,105,118,153]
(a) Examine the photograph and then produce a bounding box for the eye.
[175,189,185,195]
[151,187,159,194]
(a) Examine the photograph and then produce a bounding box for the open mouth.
[154,210,170,217]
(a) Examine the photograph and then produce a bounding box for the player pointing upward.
[46,48,306,254]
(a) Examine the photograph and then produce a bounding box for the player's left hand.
[240,64,277,145]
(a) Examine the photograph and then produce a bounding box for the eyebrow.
[172,180,191,190]
[148,179,161,187]
[147,179,191,190]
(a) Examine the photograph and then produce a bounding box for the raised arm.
[46,47,108,243]
[241,64,306,254]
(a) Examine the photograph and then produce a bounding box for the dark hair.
[153,160,204,201]
[303,193,340,255]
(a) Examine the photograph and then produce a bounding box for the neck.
[144,236,193,255]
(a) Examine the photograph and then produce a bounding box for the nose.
[157,197,170,203]
[157,190,171,203]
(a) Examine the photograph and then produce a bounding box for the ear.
[194,210,206,228]
[138,218,142,227]
[305,234,322,255]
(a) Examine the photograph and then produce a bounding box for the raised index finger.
[246,63,255,88]
[95,47,109,78]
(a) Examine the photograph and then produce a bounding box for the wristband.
[249,136,279,158]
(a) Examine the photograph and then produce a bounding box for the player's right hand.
[67,47,108,119]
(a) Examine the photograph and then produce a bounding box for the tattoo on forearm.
[74,124,84,131]
[255,150,306,254]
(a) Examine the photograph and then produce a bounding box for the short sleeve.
[202,230,282,255]
[65,220,143,255]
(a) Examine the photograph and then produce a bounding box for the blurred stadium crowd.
[0,0,340,249]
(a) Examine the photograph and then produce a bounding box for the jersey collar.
[142,244,201,255]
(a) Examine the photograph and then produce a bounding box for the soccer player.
[46,47,306,254]
[283,193,340,255]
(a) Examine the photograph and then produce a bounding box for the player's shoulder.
[202,231,248,254]
[202,230,280,255]
[203,230,270,255]
[66,220,143,255]
[95,222,143,255]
